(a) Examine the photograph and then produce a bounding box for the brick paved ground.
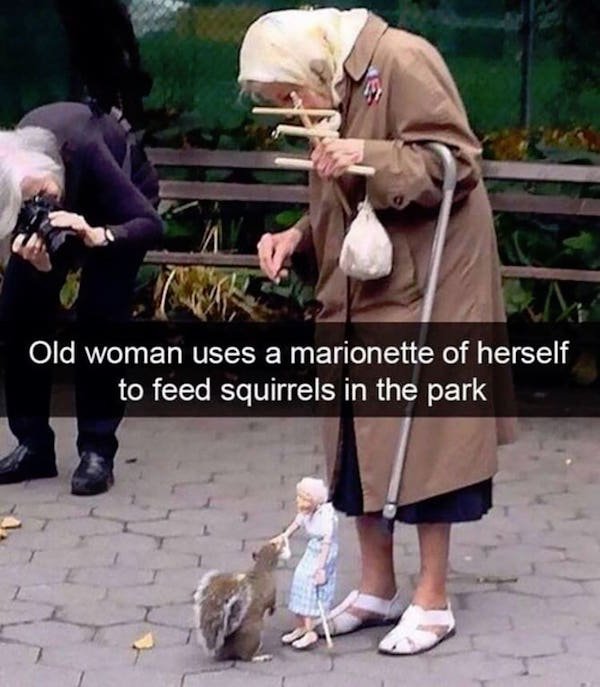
[0,416,599,686]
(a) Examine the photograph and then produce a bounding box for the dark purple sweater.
[19,102,163,249]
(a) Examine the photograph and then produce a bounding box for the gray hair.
[297,477,329,505]
[0,127,65,239]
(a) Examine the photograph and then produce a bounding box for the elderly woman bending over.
[239,8,515,656]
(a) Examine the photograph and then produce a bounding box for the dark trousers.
[0,244,145,460]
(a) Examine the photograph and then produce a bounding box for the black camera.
[13,195,78,259]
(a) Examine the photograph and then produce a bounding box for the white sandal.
[378,603,456,655]
[291,630,319,650]
[281,627,307,645]
[321,589,404,637]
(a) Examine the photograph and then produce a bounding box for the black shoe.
[0,444,58,484]
[71,451,114,496]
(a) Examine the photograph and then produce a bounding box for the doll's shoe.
[321,589,404,637]
[281,628,307,645]
[378,603,456,655]
[291,630,318,650]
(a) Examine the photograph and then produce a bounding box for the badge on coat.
[363,67,383,105]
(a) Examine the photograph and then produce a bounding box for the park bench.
[145,147,600,284]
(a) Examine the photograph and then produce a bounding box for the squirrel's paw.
[251,654,273,662]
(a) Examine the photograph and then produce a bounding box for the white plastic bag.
[339,196,392,280]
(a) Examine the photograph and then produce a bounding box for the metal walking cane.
[383,142,458,521]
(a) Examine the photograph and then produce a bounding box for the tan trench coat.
[293,14,516,511]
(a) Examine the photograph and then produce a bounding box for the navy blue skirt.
[331,409,492,524]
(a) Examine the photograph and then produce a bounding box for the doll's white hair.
[297,477,329,505]
[0,127,65,239]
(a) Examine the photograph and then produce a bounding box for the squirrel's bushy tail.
[193,570,253,656]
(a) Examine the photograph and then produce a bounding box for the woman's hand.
[311,138,365,179]
[12,233,52,272]
[257,227,302,283]
[313,567,326,586]
[49,211,107,248]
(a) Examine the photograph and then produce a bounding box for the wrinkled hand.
[257,227,302,283]
[311,138,364,179]
[313,568,326,586]
[12,233,52,272]
[49,211,106,248]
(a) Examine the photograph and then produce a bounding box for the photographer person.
[0,101,163,495]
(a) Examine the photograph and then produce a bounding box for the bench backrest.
[145,147,600,283]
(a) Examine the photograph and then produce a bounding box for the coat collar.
[343,13,389,82]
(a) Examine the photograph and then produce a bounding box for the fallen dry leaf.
[1,516,21,529]
[132,632,154,650]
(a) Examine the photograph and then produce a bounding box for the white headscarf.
[238,7,369,105]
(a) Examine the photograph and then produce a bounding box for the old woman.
[239,7,515,655]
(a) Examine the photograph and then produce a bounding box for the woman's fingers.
[257,233,276,280]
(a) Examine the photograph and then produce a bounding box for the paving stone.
[80,667,183,687]
[95,622,189,648]
[147,603,194,629]
[33,548,117,568]
[503,575,585,597]
[473,630,563,657]
[0,585,17,602]
[2,620,93,646]
[155,567,203,591]
[116,549,200,570]
[69,565,154,588]
[82,532,159,552]
[0,547,33,565]
[427,651,525,681]
[127,518,208,538]
[0,564,68,586]
[18,582,106,606]
[91,504,168,522]
[108,583,192,607]
[136,643,207,672]
[528,655,600,684]
[14,502,92,519]
[536,561,600,581]
[56,602,145,626]
[183,671,279,687]
[0,642,40,665]
[0,664,81,687]
[547,594,600,618]
[332,651,429,682]
[287,672,379,687]
[161,535,242,556]
[565,633,600,658]
[462,591,549,617]
[43,517,124,536]
[0,600,54,624]
[40,643,135,669]
[0,531,81,551]
[486,677,597,687]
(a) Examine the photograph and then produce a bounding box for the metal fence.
[1,1,599,135]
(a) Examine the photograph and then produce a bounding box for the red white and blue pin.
[363,67,383,105]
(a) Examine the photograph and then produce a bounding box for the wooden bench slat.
[144,252,600,283]
[489,192,600,216]
[482,160,600,184]
[500,266,600,283]
[159,180,308,203]
[145,251,261,268]
[149,148,303,169]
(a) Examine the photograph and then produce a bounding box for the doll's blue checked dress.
[288,502,339,617]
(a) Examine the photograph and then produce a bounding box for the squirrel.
[193,540,284,662]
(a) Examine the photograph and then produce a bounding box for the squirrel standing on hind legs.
[193,540,287,662]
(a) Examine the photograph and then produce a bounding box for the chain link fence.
[1,1,599,135]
